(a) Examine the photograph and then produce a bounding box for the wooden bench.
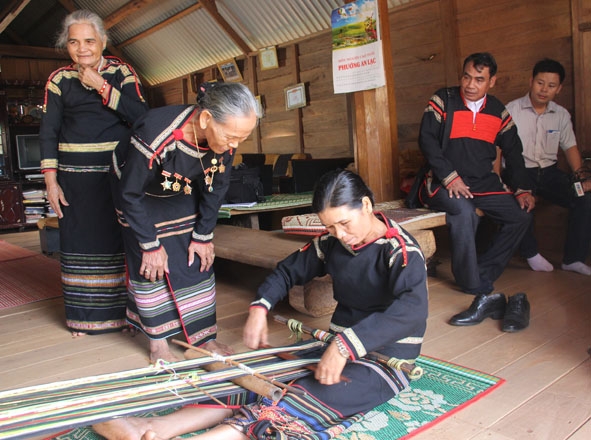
[213,224,436,317]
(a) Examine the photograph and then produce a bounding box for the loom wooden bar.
[183,351,283,401]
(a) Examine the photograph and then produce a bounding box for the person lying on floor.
[93,169,429,440]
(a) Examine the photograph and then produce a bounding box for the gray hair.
[196,82,261,122]
[55,9,108,49]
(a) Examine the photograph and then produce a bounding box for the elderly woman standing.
[40,10,148,336]
[113,82,259,363]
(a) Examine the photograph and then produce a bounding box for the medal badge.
[161,171,173,190]
[172,173,182,192]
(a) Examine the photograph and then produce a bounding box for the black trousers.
[519,165,591,264]
[422,187,531,294]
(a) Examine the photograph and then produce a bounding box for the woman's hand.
[44,172,68,218]
[243,307,269,349]
[141,247,169,282]
[188,241,215,272]
[314,341,348,385]
[78,65,104,91]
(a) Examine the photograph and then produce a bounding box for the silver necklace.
[192,119,224,193]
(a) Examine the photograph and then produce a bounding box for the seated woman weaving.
[93,169,429,440]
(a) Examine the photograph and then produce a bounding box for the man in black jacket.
[418,52,534,331]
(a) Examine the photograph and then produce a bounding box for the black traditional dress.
[237,216,429,439]
[112,105,234,345]
[40,56,148,334]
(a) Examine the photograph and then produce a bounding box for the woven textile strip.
[218,192,313,218]
[46,355,503,440]
[0,345,318,439]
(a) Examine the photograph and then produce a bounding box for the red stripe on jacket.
[449,110,501,144]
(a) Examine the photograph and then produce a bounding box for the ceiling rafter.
[103,0,158,29]
[0,0,31,33]
[116,2,202,48]
[198,0,252,55]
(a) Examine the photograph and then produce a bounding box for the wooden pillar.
[351,0,399,202]
[439,0,461,86]
[571,0,591,151]
[289,44,305,155]
[245,55,262,153]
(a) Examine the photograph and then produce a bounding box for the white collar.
[465,96,485,114]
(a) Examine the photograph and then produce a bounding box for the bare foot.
[141,429,165,440]
[202,340,234,356]
[150,338,180,364]
[71,331,87,338]
[122,326,138,337]
[93,417,151,440]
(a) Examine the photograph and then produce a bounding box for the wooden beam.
[103,0,158,29]
[290,44,304,155]
[0,0,30,33]
[0,43,69,59]
[198,0,252,55]
[56,0,77,13]
[117,3,202,48]
[351,0,399,202]
[245,55,262,153]
[439,0,460,86]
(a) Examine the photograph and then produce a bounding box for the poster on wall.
[331,0,385,94]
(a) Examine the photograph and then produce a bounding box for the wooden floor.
[1,211,590,439]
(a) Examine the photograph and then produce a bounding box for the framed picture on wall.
[216,59,243,82]
[259,46,279,70]
[284,83,306,110]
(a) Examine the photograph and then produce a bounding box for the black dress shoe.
[449,293,506,326]
[502,293,530,332]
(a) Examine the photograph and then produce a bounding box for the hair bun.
[197,81,217,105]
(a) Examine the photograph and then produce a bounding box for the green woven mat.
[50,355,503,440]
[218,192,313,218]
[335,355,504,439]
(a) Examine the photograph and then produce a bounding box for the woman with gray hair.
[112,81,260,363]
[40,9,148,337]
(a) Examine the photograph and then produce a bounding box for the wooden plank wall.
[456,0,573,110]
[1,58,66,84]
[390,0,449,177]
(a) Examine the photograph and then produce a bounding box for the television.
[16,134,42,171]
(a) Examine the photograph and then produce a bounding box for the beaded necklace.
[192,118,224,192]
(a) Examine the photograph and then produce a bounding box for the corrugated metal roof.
[122,9,243,85]
[123,0,414,86]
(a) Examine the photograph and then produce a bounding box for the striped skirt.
[223,356,410,439]
[58,166,128,334]
[120,192,217,345]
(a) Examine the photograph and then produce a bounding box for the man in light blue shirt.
[506,59,591,275]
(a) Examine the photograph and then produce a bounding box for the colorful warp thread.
[0,344,319,439]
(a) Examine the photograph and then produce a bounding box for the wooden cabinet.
[0,181,24,229]
[0,84,45,229]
